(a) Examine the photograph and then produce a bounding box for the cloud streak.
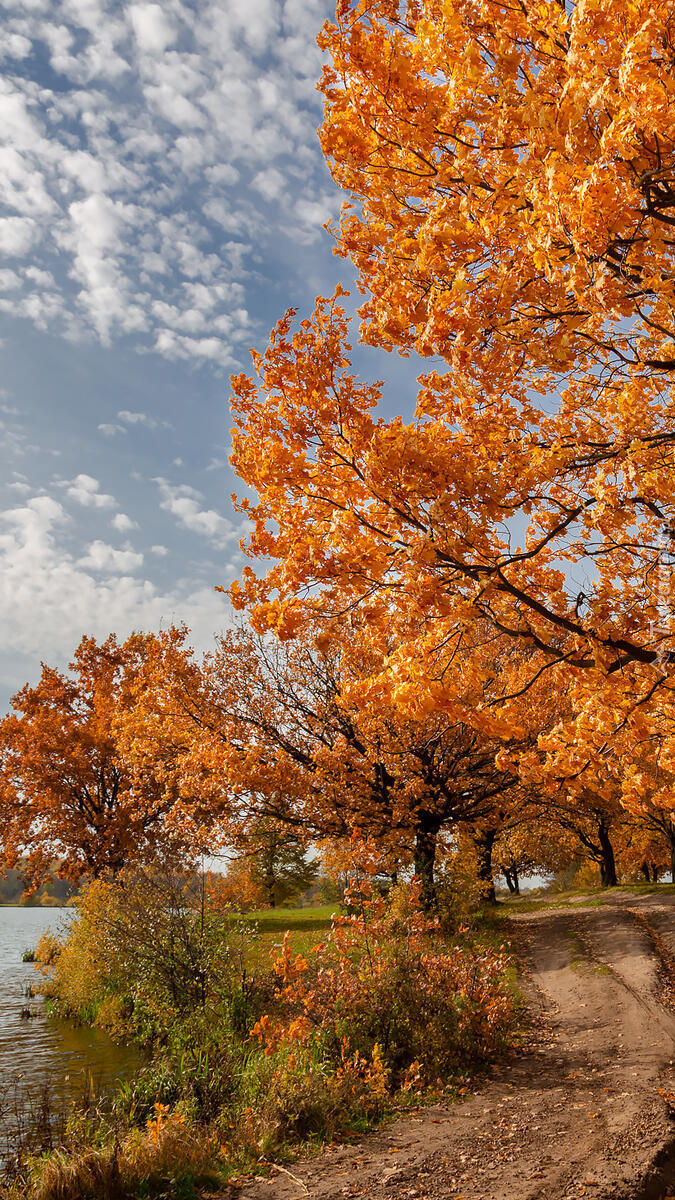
[63,474,116,509]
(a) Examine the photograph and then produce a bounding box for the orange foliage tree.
[320,0,675,382]
[614,823,668,884]
[121,623,537,907]
[228,0,675,812]
[0,633,210,890]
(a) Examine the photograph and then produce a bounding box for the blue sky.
[0,0,424,710]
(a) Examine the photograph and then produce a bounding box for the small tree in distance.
[239,820,318,909]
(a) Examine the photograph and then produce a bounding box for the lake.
[0,906,138,1148]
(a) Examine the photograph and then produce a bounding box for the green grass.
[498,895,605,913]
[244,904,339,932]
[229,904,340,967]
[621,880,675,895]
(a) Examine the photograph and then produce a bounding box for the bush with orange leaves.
[253,881,516,1089]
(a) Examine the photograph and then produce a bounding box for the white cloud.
[0,86,43,151]
[155,476,234,545]
[206,454,229,471]
[64,473,116,508]
[79,539,144,572]
[0,496,69,560]
[0,33,33,60]
[0,216,38,255]
[153,327,234,367]
[98,422,126,436]
[0,494,233,693]
[0,269,21,290]
[150,543,168,556]
[117,408,170,430]
[111,512,138,532]
[61,193,147,342]
[0,0,333,367]
[129,4,176,55]
[251,167,285,202]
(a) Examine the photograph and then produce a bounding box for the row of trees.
[0,621,673,908]
[3,0,675,903]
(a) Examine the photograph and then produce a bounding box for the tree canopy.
[0,633,210,890]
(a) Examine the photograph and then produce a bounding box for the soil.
[235,891,675,1200]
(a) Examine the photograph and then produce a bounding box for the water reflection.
[0,906,138,1114]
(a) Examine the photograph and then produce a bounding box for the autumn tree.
[467,799,538,905]
[622,779,675,883]
[320,0,675,374]
[0,633,210,891]
[124,623,537,909]
[552,793,624,888]
[614,824,667,884]
[227,0,675,807]
[494,821,557,896]
[205,864,266,913]
[510,671,675,884]
[318,0,675,667]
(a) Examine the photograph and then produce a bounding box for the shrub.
[16,875,518,1200]
[34,933,60,967]
[234,1040,389,1156]
[254,882,516,1087]
[40,868,271,1049]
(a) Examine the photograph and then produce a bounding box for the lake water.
[0,906,138,1141]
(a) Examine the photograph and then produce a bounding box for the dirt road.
[238,892,675,1200]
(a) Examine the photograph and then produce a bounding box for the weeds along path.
[236,894,675,1200]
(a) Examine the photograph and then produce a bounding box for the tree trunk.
[264,859,276,908]
[414,822,438,911]
[512,862,520,895]
[651,864,659,883]
[640,861,651,883]
[597,819,618,887]
[475,829,497,905]
[669,825,675,884]
[503,868,517,894]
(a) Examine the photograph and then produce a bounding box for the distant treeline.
[0,868,78,906]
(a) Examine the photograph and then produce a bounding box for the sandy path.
[236,895,675,1200]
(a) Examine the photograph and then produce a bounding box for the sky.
[0,0,424,711]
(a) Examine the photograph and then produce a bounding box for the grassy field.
[245,904,339,931]
[230,904,340,965]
